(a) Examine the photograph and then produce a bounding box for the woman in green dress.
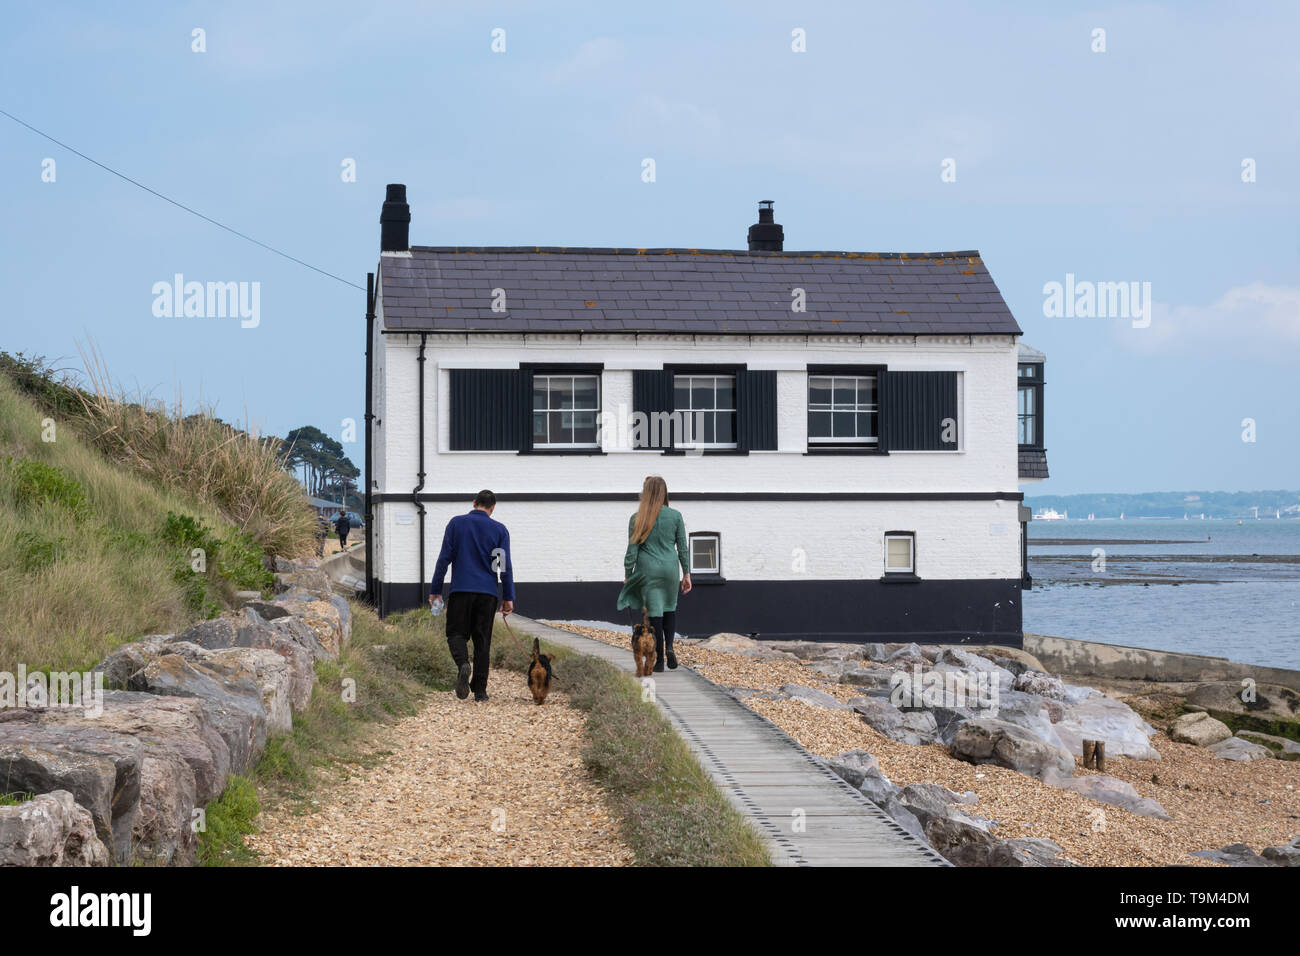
[616,476,692,672]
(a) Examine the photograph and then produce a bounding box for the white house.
[363,185,1048,645]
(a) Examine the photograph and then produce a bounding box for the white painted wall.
[369,327,1022,585]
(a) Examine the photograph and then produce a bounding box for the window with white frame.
[884,532,915,574]
[532,374,600,448]
[673,375,736,448]
[808,374,879,446]
[689,532,721,575]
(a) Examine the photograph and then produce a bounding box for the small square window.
[689,533,720,575]
[885,533,915,574]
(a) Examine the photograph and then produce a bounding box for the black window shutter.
[881,371,959,451]
[632,369,674,449]
[449,369,529,451]
[736,369,777,451]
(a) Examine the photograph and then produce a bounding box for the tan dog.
[632,606,657,677]
[526,637,555,705]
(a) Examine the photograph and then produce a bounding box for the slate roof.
[379,247,1022,336]
[1019,448,1050,480]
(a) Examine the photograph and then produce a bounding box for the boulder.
[1169,712,1233,747]
[851,697,938,746]
[1261,838,1300,867]
[1015,669,1069,700]
[884,643,929,666]
[97,635,170,689]
[273,555,320,573]
[986,837,1077,867]
[1044,772,1171,820]
[265,615,332,662]
[1189,843,1273,867]
[1185,681,1300,720]
[170,616,314,713]
[897,783,986,820]
[1235,730,1300,760]
[932,705,978,745]
[762,641,867,662]
[780,683,850,710]
[0,791,110,866]
[950,718,1076,780]
[274,568,334,598]
[1206,736,1272,762]
[134,753,198,866]
[1054,693,1160,760]
[987,690,1068,750]
[824,750,880,790]
[128,653,268,774]
[0,724,142,863]
[838,666,896,692]
[935,648,1015,692]
[271,593,346,657]
[697,633,799,661]
[15,691,231,806]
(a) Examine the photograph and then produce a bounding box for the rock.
[273,555,320,573]
[265,615,332,662]
[1015,669,1069,700]
[838,666,896,691]
[1189,843,1273,867]
[806,661,850,679]
[1054,693,1160,760]
[1235,730,1300,760]
[97,635,170,689]
[0,791,110,866]
[932,705,978,745]
[243,601,292,622]
[1185,681,1300,720]
[780,683,850,710]
[1170,711,1233,747]
[170,618,313,717]
[0,725,142,863]
[697,632,799,661]
[1206,736,1272,762]
[988,690,1068,750]
[936,648,1015,692]
[134,753,198,865]
[825,750,880,790]
[1261,839,1300,866]
[950,718,1076,780]
[850,697,938,745]
[233,590,262,603]
[271,593,346,657]
[987,837,1077,867]
[14,691,231,806]
[274,568,334,597]
[762,641,867,662]
[825,750,898,806]
[877,794,929,845]
[897,784,987,821]
[1044,772,1171,820]
[128,653,268,775]
[884,642,928,665]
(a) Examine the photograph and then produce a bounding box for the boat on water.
[1033,507,1066,521]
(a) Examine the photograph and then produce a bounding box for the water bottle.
[431,598,443,618]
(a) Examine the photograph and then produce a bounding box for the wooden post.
[1082,739,1096,769]
[1094,741,1106,773]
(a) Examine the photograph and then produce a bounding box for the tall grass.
[71,345,315,558]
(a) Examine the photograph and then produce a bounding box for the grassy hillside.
[0,357,314,672]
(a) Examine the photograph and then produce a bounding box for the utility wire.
[1,106,364,291]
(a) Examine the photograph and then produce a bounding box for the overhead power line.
[1,106,364,291]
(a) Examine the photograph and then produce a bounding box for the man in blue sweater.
[429,489,516,702]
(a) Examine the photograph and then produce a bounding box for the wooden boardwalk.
[508,616,948,867]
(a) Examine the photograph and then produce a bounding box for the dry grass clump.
[72,344,315,557]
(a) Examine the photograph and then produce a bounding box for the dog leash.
[498,611,533,658]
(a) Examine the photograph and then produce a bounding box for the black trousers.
[338,529,349,548]
[446,591,499,695]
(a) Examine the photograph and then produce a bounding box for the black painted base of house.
[377,577,1023,647]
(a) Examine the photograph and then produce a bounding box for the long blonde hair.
[631,476,669,544]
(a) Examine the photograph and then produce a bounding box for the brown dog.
[632,606,657,677]
[526,637,555,705]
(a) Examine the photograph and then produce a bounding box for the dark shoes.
[455,662,472,699]
[653,659,665,673]
[666,650,678,670]
[474,692,489,702]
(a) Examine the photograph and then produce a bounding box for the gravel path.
[545,622,1300,867]
[248,668,633,866]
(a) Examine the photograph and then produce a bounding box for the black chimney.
[747,200,783,251]
[380,184,411,252]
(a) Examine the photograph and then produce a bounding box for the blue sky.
[1,1,1296,495]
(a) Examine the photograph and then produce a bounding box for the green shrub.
[217,530,274,592]
[15,530,67,573]
[2,457,89,518]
